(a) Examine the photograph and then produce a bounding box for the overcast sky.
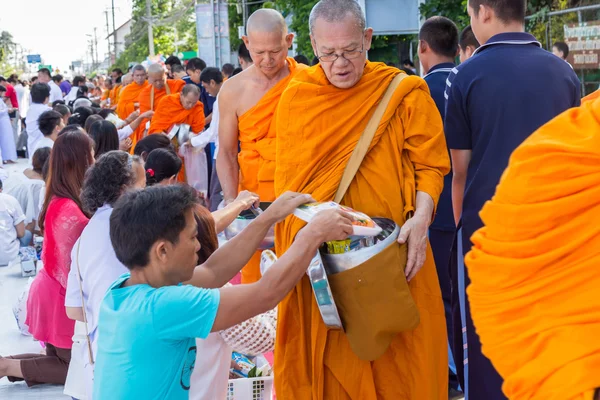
[0,0,133,74]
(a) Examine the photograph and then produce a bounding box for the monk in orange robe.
[109,82,120,109]
[148,84,205,182]
[465,97,600,400]
[218,8,306,284]
[582,89,600,105]
[116,65,150,150]
[139,63,186,131]
[273,2,451,398]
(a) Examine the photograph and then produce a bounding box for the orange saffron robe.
[581,89,600,105]
[109,84,121,107]
[274,62,450,399]
[139,80,186,139]
[465,97,600,400]
[148,93,205,183]
[116,81,150,149]
[237,57,306,284]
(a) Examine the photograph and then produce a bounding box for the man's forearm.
[217,152,239,202]
[414,191,434,223]
[452,175,466,226]
[211,201,245,234]
[187,213,274,288]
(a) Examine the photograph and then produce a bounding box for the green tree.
[419,0,469,30]
[0,31,15,63]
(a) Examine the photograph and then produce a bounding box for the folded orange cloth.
[466,97,600,400]
[274,61,450,399]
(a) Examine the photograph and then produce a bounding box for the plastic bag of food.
[294,202,382,236]
[230,352,257,378]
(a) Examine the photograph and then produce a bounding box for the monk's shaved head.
[309,0,366,35]
[180,84,200,110]
[148,64,166,89]
[246,8,287,35]
[121,73,133,86]
[132,64,147,85]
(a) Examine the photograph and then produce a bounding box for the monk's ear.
[310,35,318,57]
[364,28,374,52]
[285,33,294,49]
[242,35,249,48]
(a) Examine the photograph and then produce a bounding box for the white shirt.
[48,81,63,103]
[30,136,54,159]
[191,94,220,160]
[0,192,26,266]
[65,86,79,103]
[26,103,51,159]
[15,84,28,115]
[189,334,232,400]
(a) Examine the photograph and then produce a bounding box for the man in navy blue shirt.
[183,57,216,124]
[419,15,461,397]
[445,0,581,399]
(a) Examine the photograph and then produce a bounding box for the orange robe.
[237,57,306,284]
[149,93,205,183]
[101,89,109,101]
[139,79,186,130]
[116,81,150,149]
[465,97,600,400]
[582,89,600,105]
[274,62,450,399]
[109,84,121,107]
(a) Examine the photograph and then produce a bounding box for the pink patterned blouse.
[26,197,89,349]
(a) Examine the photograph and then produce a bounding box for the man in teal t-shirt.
[92,185,354,399]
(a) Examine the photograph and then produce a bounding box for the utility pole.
[105,11,112,64]
[112,0,117,59]
[94,27,99,69]
[146,0,155,56]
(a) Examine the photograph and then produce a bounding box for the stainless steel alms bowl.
[223,202,275,250]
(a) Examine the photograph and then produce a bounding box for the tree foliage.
[0,31,15,63]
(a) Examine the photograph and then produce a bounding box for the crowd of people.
[1,0,600,399]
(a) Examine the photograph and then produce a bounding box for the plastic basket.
[227,376,274,400]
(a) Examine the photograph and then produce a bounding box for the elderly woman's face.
[132,162,147,189]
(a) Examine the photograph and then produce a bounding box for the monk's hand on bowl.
[234,190,260,210]
[304,209,354,244]
[397,213,429,282]
[140,110,154,120]
[263,191,315,223]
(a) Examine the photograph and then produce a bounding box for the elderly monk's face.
[133,69,147,85]
[311,15,373,89]
[244,31,294,78]
[149,71,166,90]
[180,92,199,110]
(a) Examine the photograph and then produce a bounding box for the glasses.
[315,38,365,63]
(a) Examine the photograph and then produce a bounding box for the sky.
[0,0,133,75]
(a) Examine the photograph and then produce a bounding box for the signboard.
[27,54,41,64]
[195,2,231,67]
[564,21,600,69]
[363,0,421,35]
[38,64,52,71]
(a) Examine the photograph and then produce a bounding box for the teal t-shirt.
[93,273,220,400]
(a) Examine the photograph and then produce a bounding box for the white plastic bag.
[180,144,208,196]
[12,277,34,336]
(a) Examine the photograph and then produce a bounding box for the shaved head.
[148,63,166,90]
[246,8,287,35]
[309,0,366,35]
[180,84,200,110]
[121,73,133,86]
[132,64,147,85]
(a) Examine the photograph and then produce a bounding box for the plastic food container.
[227,376,273,400]
[224,202,275,250]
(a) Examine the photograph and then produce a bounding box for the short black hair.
[145,148,182,185]
[53,103,71,117]
[238,42,252,63]
[294,54,310,65]
[0,76,6,83]
[222,63,234,76]
[89,120,119,159]
[460,25,481,51]
[232,67,243,77]
[0,179,3,190]
[7,76,17,84]
[165,55,182,67]
[419,16,459,59]
[31,83,51,104]
[0,86,6,93]
[110,184,199,268]
[133,134,174,160]
[52,74,63,83]
[553,41,569,59]
[82,151,142,214]
[402,59,415,68]
[112,68,123,75]
[469,0,526,23]
[68,106,96,127]
[38,110,63,137]
[171,64,185,74]
[73,76,86,86]
[200,67,223,85]
[32,147,51,175]
[186,57,207,72]
[38,68,52,78]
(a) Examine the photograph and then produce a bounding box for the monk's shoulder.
[219,70,252,103]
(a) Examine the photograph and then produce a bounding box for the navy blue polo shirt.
[444,32,580,249]
[183,76,216,118]
[424,62,455,231]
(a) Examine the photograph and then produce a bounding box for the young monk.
[148,84,205,182]
[445,0,581,398]
[138,63,186,134]
[116,65,149,150]
[274,0,451,398]
[217,8,306,284]
[465,97,600,400]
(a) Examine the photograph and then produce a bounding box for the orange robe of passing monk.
[582,89,600,105]
[109,84,121,107]
[139,79,186,134]
[237,57,306,284]
[116,81,150,149]
[148,93,205,183]
[101,89,109,101]
[274,62,451,399]
[465,97,600,400]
